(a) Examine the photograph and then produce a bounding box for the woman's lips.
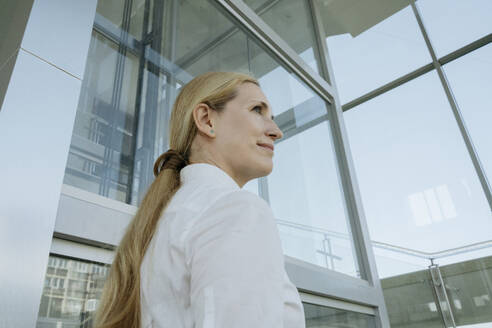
[257,143,274,151]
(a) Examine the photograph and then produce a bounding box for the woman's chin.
[259,159,273,176]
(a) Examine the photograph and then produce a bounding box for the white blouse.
[140,163,305,328]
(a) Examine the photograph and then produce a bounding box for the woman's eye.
[253,106,262,113]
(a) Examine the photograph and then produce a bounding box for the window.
[37,255,109,327]
[64,0,330,206]
[345,70,491,276]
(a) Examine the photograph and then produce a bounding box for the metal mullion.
[136,0,165,203]
[308,0,390,326]
[300,292,376,316]
[280,113,329,142]
[100,0,134,197]
[307,0,369,282]
[50,238,115,265]
[163,0,180,152]
[342,63,434,112]
[306,0,331,83]
[286,256,383,308]
[53,232,117,252]
[412,1,492,211]
[214,0,336,105]
[439,33,491,66]
[127,0,151,204]
[307,0,365,285]
[258,176,269,203]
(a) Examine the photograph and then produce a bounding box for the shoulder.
[201,189,273,222]
[209,189,269,208]
[184,189,282,266]
[186,189,276,240]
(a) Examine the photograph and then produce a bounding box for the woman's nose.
[269,122,283,140]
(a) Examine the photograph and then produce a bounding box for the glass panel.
[36,255,109,328]
[303,302,376,327]
[344,70,492,278]
[417,0,492,57]
[345,69,492,327]
[269,120,359,277]
[381,269,443,328]
[64,0,330,206]
[96,0,144,40]
[322,4,431,104]
[243,0,324,76]
[439,256,492,327]
[444,44,492,182]
[64,31,140,203]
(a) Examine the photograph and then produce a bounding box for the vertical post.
[307,0,391,326]
[100,0,134,198]
[429,263,457,327]
[127,0,152,204]
[136,0,165,203]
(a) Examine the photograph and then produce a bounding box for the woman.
[95,71,305,328]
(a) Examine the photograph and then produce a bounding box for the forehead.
[234,82,268,104]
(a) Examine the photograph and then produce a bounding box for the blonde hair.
[95,72,259,328]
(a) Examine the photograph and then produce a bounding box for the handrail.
[275,218,492,261]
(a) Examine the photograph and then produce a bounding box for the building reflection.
[37,257,109,328]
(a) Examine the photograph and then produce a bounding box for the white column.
[0,0,97,327]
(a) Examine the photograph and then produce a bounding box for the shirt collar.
[180,163,241,190]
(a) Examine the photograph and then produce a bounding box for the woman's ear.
[192,103,216,138]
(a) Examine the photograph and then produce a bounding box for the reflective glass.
[243,0,324,75]
[269,121,360,277]
[344,70,492,278]
[64,0,328,205]
[64,31,140,203]
[96,0,145,41]
[36,255,109,328]
[444,44,492,183]
[323,4,431,104]
[348,70,492,327]
[303,302,376,327]
[381,269,443,328]
[417,0,492,57]
[439,256,492,327]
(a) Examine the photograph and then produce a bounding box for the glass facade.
[36,256,374,328]
[316,0,492,327]
[345,70,491,259]
[22,0,489,327]
[64,0,333,205]
[62,0,360,278]
[270,120,359,277]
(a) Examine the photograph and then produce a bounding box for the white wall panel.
[21,0,97,78]
[0,49,82,328]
